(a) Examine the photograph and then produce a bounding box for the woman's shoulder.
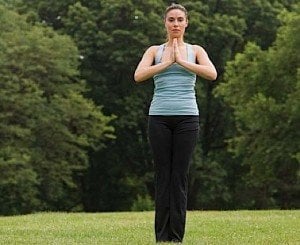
[145,44,165,56]
[189,44,209,57]
[148,44,165,51]
[189,44,205,51]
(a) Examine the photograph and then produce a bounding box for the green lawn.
[0,210,299,244]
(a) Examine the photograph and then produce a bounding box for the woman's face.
[164,9,188,39]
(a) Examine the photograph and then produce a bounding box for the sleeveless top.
[149,43,199,115]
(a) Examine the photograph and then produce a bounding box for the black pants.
[148,115,199,243]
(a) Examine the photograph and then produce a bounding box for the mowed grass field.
[0,210,299,244]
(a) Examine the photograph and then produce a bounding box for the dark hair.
[164,3,188,20]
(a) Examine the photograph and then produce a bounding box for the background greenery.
[0,0,299,215]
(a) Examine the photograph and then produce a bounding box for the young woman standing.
[134,3,217,243]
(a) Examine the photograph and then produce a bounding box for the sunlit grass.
[0,210,299,244]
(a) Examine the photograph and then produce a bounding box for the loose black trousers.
[148,115,199,243]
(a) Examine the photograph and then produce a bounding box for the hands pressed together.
[167,38,183,65]
[134,36,218,82]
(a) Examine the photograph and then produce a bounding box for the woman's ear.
[185,19,188,28]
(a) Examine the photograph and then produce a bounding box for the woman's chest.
[160,46,189,62]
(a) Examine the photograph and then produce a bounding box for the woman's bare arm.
[174,39,217,81]
[134,46,174,83]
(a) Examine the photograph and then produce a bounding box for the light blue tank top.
[149,43,199,115]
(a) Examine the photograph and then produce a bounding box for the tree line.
[0,0,299,215]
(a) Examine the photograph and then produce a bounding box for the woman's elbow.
[208,69,218,81]
[210,71,218,81]
[202,71,217,81]
[134,71,148,83]
[134,73,142,83]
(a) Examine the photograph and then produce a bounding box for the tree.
[11,0,299,211]
[0,4,114,214]
[215,6,300,208]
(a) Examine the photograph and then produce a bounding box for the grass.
[0,210,299,244]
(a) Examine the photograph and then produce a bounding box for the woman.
[134,3,217,243]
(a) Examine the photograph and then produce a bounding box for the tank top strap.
[154,44,165,64]
[187,44,196,63]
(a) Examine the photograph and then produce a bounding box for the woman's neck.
[166,37,185,47]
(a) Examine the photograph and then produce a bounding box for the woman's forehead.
[166,9,186,18]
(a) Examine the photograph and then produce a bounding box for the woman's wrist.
[175,58,185,66]
[162,60,174,67]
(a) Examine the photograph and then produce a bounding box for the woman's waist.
[153,90,196,99]
[149,98,199,115]
[151,96,197,105]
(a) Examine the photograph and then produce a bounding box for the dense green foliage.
[215,9,300,208]
[0,5,114,215]
[0,0,299,214]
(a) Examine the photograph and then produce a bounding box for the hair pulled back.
[164,3,188,20]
